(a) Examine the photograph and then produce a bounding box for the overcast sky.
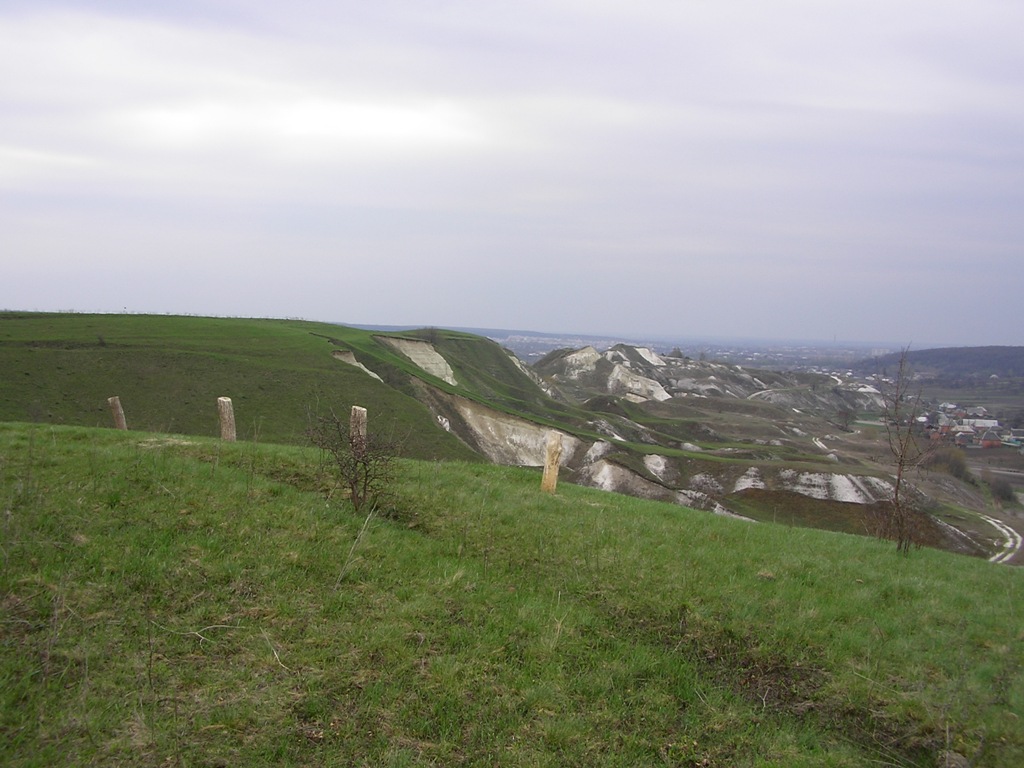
[3,1,1022,347]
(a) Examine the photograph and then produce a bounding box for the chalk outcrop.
[378,337,457,386]
[331,349,383,382]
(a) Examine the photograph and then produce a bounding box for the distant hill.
[855,346,1024,378]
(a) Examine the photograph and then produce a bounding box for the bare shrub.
[306,408,400,514]
[878,347,934,553]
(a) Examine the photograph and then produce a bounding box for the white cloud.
[1,1,1022,345]
[109,97,491,155]
[0,144,101,184]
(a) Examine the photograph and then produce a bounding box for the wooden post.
[107,396,127,430]
[350,406,368,458]
[217,397,236,442]
[541,430,562,493]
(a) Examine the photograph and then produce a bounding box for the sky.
[2,1,1023,347]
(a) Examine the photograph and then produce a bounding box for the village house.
[979,430,1003,449]
[961,418,1000,431]
[921,403,1011,449]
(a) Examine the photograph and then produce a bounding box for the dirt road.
[982,513,1024,564]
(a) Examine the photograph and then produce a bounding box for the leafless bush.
[306,408,400,514]
[878,347,934,553]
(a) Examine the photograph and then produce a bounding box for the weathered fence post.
[350,405,368,459]
[541,430,562,493]
[217,396,236,442]
[107,396,128,430]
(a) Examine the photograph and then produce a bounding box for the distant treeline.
[856,346,1024,379]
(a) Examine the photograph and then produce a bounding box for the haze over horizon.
[3,1,1022,347]
[346,320,915,351]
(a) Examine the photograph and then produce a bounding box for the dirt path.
[962,449,1024,565]
[980,513,1024,565]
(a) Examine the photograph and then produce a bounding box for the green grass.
[2,422,1022,766]
[0,312,480,460]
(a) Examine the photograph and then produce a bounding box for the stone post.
[541,430,562,493]
[217,397,236,442]
[107,396,128,430]
[350,405,368,459]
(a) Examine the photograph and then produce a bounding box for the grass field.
[2,422,1022,766]
[0,312,480,460]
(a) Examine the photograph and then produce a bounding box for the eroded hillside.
[371,332,994,558]
[0,313,1006,558]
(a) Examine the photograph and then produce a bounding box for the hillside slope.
[530,343,1004,556]
[0,313,486,460]
[1,423,1022,766]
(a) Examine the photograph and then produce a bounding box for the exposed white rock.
[331,349,384,382]
[644,454,669,480]
[689,473,724,495]
[378,337,457,386]
[676,490,752,520]
[734,467,766,492]
[607,365,672,402]
[579,459,668,499]
[586,460,624,492]
[862,475,895,497]
[584,440,613,463]
[444,394,581,466]
[561,346,602,379]
[771,471,894,504]
[589,419,626,441]
[635,347,666,366]
[786,472,831,500]
[505,351,557,397]
[829,474,865,502]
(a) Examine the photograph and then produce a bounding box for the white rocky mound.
[378,337,458,386]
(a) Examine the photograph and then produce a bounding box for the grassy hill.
[1,422,1021,766]
[857,346,1024,380]
[0,312,488,460]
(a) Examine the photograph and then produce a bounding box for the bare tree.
[878,346,931,553]
[306,407,399,514]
